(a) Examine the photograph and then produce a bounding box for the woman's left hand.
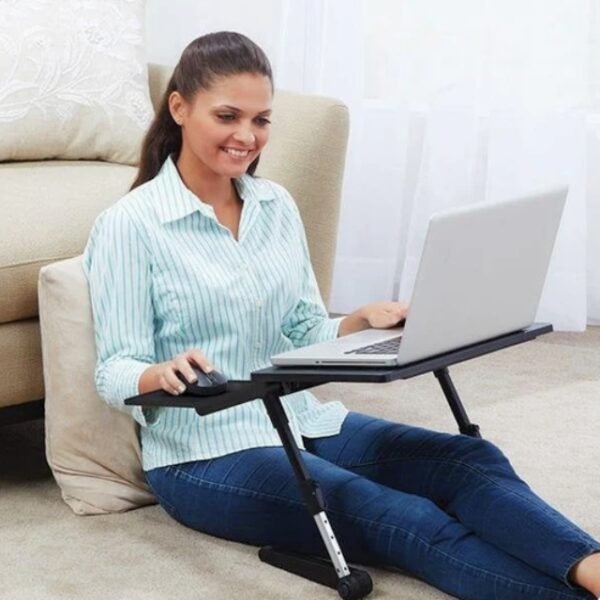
[359,301,409,329]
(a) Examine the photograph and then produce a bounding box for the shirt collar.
[153,155,275,225]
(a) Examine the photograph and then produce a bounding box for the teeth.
[223,148,250,158]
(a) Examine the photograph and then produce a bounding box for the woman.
[83,31,600,599]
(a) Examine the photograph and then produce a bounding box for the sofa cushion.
[0,160,136,324]
[0,0,153,164]
[0,319,44,409]
[38,255,155,515]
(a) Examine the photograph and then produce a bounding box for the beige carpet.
[1,328,599,600]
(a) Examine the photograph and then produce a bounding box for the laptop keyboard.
[344,335,403,355]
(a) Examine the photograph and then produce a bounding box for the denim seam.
[342,454,577,525]
[149,486,180,519]
[170,465,310,511]
[342,454,599,588]
[562,547,600,591]
[170,466,586,599]
[170,465,439,550]
[336,513,587,600]
[333,417,380,463]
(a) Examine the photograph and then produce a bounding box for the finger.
[160,370,186,396]
[384,304,404,316]
[390,303,407,316]
[381,314,403,328]
[374,315,396,329]
[174,356,198,383]
[188,349,214,373]
[391,302,407,314]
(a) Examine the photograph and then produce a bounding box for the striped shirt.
[82,156,348,471]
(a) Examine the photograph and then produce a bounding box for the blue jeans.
[145,412,599,600]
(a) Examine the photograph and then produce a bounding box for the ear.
[168,91,187,126]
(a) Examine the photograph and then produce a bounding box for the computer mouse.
[175,366,228,396]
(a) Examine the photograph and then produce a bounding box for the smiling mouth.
[221,147,253,158]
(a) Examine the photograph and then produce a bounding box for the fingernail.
[189,375,198,383]
[205,365,214,373]
[179,385,186,393]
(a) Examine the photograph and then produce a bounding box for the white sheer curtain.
[274,0,600,330]
[145,0,600,330]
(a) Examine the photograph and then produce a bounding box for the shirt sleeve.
[82,206,160,428]
[280,196,343,347]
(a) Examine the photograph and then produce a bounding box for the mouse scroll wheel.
[206,372,217,383]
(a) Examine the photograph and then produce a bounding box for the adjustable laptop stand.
[125,323,552,599]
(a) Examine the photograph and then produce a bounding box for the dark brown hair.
[131,31,273,190]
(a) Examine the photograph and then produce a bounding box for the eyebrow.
[215,105,272,115]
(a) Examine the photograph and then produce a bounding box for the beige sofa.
[0,64,349,427]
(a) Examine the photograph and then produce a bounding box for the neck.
[175,147,237,208]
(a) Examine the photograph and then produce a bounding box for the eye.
[255,116,271,127]
[217,113,236,122]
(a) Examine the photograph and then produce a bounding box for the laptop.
[271,187,567,367]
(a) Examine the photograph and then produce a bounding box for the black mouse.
[175,366,228,396]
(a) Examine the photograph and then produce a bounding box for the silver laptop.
[271,187,567,367]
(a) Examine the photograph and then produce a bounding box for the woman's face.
[170,72,273,179]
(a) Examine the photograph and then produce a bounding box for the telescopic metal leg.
[433,367,482,438]
[260,388,373,599]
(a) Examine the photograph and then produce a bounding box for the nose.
[232,127,256,146]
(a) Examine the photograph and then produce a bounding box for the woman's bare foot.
[569,552,600,596]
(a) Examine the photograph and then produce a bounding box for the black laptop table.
[125,323,552,599]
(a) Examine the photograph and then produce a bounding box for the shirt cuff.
[97,358,160,428]
[324,315,344,340]
[134,406,161,428]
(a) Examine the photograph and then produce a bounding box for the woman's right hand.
[138,349,215,395]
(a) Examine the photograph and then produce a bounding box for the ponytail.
[130,79,181,190]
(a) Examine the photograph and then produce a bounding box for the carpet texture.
[1,328,599,599]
